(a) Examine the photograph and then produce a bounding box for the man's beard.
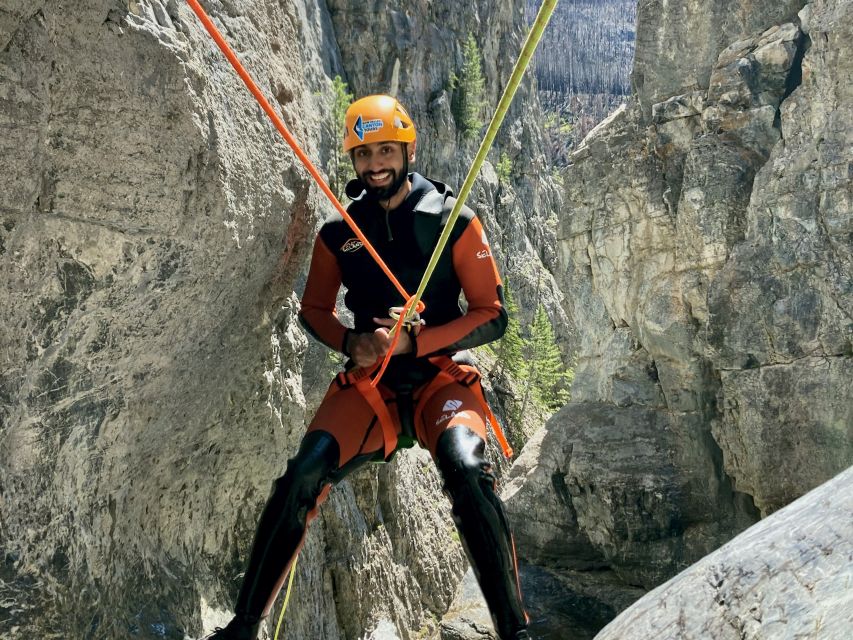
[360,156,409,201]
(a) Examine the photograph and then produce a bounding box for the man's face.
[352,141,409,200]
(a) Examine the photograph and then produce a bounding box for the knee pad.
[435,426,495,502]
[435,427,527,639]
[270,430,340,514]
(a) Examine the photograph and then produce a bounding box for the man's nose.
[367,156,387,172]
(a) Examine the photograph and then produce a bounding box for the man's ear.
[408,139,417,163]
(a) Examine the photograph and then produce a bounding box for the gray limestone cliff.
[504,0,852,637]
[0,0,560,639]
[596,466,853,640]
[1,0,329,637]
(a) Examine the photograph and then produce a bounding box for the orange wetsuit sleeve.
[415,216,508,357]
[299,234,349,353]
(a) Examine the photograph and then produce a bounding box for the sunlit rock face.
[1,1,327,636]
[3,0,849,638]
[505,0,851,637]
[632,0,806,120]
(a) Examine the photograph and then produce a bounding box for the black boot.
[232,431,340,621]
[435,426,528,640]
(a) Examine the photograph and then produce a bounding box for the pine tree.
[328,75,355,200]
[453,33,487,139]
[493,282,525,385]
[525,304,572,410]
[496,152,513,185]
[489,282,526,432]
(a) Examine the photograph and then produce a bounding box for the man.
[209,95,529,640]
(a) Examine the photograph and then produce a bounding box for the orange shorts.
[307,377,488,467]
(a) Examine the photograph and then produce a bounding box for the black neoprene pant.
[232,426,526,639]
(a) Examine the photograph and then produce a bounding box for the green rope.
[273,554,298,640]
[399,0,559,329]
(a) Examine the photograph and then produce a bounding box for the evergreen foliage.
[327,74,355,200]
[452,33,487,139]
[490,282,573,439]
[525,304,573,410]
[493,282,526,387]
[496,152,513,184]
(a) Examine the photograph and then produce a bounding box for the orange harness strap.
[333,364,397,460]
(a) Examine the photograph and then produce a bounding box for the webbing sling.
[334,364,397,458]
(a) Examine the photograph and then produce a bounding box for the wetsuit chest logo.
[341,238,364,253]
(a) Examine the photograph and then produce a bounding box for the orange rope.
[371,295,418,388]
[185,0,421,318]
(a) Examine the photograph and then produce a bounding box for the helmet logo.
[341,238,364,253]
[353,114,383,142]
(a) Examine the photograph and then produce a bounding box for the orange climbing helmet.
[343,95,416,152]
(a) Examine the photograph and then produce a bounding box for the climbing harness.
[185,0,557,631]
[328,355,512,460]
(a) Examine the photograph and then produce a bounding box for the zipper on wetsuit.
[384,210,393,241]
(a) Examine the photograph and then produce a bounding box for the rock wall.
[505,0,851,636]
[596,466,853,640]
[632,0,805,118]
[7,0,847,638]
[0,0,330,636]
[0,1,562,639]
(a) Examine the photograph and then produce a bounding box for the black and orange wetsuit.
[301,173,506,369]
[299,172,509,458]
[226,173,529,640]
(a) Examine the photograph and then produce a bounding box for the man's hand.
[346,332,385,368]
[372,313,414,356]
[346,319,414,368]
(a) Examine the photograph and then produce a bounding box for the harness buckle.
[337,364,376,388]
[441,361,479,386]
